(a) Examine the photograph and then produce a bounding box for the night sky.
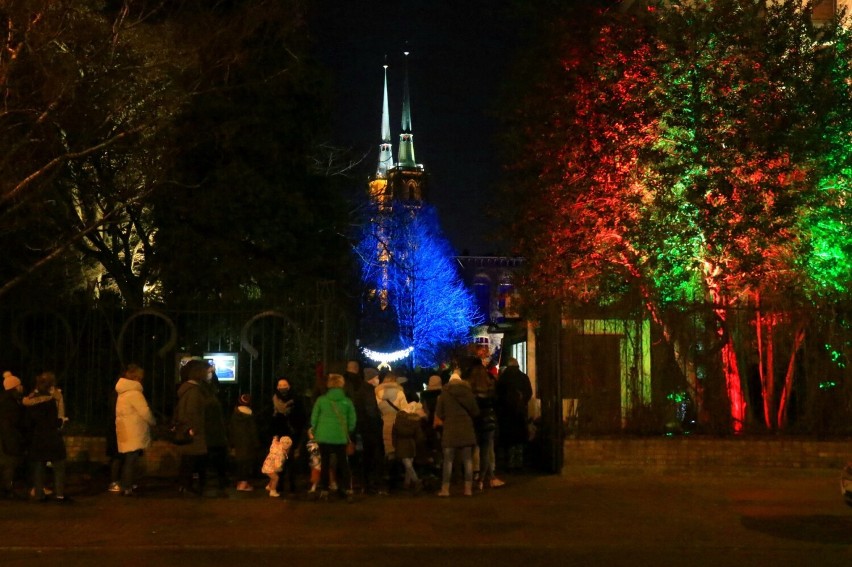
[309,1,520,256]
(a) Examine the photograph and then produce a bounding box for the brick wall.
[65,435,852,476]
[564,437,852,474]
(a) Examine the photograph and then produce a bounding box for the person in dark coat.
[353,367,383,494]
[434,367,479,497]
[418,375,444,480]
[0,371,25,499]
[229,393,260,492]
[496,358,533,471]
[25,371,69,502]
[270,377,307,495]
[200,363,229,496]
[469,363,503,490]
[344,360,364,393]
[175,360,208,495]
[392,401,426,493]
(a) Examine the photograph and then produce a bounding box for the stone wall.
[564,437,852,474]
[65,437,182,477]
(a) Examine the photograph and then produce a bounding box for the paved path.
[1,469,851,566]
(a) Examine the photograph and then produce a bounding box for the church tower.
[364,53,429,315]
[368,63,393,211]
[387,51,427,204]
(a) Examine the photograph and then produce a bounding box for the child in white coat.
[261,436,292,498]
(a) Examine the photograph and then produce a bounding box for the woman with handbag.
[175,360,208,496]
[469,363,503,491]
[309,373,356,502]
[434,366,480,497]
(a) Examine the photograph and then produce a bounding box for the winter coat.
[392,411,425,461]
[418,388,442,456]
[419,389,441,425]
[270,391,308,447]
[435,380,479,449]
[354,381,382,438]
[0,389,24,458]
[200,381,228,448]
[496,366,533,446]
[472,378,498,440]
[115,378,156,454]
[311,387,356,445]
[261,436,291,474]
[375,381,407,454]
[175,381,207,455]
[229,407,260,463]
[24,395,66,462]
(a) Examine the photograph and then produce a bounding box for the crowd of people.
[0,355,533,502]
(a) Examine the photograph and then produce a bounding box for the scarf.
[273,393,294,416]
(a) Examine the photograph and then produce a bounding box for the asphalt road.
[1,468,851,566]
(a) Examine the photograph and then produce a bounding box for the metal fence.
[537,303,852,440]
[0,301,355,436]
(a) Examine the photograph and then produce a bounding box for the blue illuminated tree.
[355,203,482,367]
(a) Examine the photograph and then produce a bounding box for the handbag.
[153,406,193,445]
[154,418,193,445]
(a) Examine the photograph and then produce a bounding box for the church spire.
[376,62,393,179]
[397,51,417,169]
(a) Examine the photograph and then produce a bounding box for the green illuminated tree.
[504,0,852,431]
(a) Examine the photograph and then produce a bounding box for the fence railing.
[0,302,355,434]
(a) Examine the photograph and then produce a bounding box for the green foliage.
[503,0,852,311]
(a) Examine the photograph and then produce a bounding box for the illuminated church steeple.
[369,63,393,210]
[368,52,427,206]
[397,51,416,169]
[376,63,393,179]
[388,50,426,203]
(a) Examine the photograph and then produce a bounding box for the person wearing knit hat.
[392,401,426,494]
[427,375,443,391]
[435,365,479,497]
[418,374,444,476]
[0,371,25,499]
[229,393,259,492]
[3,371,21,392]
[363,368,380,387]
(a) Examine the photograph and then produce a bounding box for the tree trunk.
[776,325,805,430]
[705,270,746,432]
[755,298,776,430]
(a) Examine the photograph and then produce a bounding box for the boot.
[437,483,450,497]
[464,481,473,496]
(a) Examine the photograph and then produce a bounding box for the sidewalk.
[1,467,850,566]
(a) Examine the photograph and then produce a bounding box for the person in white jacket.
[115,364,156,496]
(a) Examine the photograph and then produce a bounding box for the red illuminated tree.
[504,0,852,431]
